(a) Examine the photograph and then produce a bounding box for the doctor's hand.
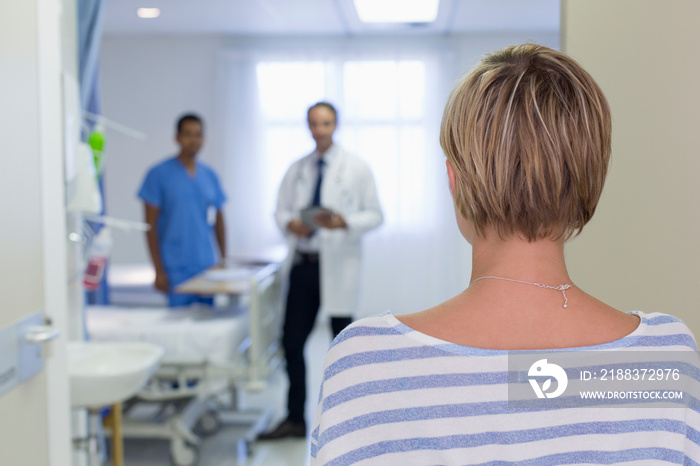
[314,211,347,229]
[288,218,314,237]
[154,270,169,293]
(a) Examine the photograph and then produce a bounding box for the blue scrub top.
[138,157,226,286]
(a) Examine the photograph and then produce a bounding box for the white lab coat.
[275,145,383,317]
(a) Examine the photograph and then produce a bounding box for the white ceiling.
[103,0,560,36]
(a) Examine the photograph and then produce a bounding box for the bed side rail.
[246,263,283,390]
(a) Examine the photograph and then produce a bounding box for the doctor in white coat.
[259,102,383,440]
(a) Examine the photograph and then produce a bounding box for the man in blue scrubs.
[138,114,227,307]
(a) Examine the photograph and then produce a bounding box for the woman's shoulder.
[331,313,400,345]
[630,311,698,350]
[633,310,687,324]
[631,311,690,330]
[326,313,419,359]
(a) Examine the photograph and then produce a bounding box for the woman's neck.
[394,227,638,350]
[469,231,571,286]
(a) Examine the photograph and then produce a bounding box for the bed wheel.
[170,438,200,466]
[195,410,222,437]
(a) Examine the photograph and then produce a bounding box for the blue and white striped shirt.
[311,311,700,465]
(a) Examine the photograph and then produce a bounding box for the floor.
[114,319,331,466]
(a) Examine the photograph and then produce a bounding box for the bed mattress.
[86,305,249,366]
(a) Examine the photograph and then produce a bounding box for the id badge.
[207,205,216,226]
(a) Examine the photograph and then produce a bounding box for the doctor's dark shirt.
[138,157,226,283]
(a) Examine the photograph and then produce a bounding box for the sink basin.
[68,341,164,408]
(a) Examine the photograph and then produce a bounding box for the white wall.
[0,0,71,463]
[100,31,559,267]
[561,0,700,335]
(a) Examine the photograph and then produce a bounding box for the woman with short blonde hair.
[311,44,700,465]
[442,43,611,241]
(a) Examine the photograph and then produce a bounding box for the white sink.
[68,341,164,408]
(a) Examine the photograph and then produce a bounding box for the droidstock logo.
[528,359,568,399]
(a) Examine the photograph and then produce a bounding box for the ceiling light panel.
[353,0,440,23]
[137,7,160,19]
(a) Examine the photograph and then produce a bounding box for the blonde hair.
[440,43,611,241]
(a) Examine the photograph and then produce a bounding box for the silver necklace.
[469,276,575,308]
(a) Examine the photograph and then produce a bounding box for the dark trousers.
[282,258,351,423]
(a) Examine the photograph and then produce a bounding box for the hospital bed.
[86,263,283,466]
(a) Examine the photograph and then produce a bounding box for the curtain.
[78,0,105,115]
[218,43,472,318]
[78,0,107,304]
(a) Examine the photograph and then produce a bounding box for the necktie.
[311,158,325,206]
